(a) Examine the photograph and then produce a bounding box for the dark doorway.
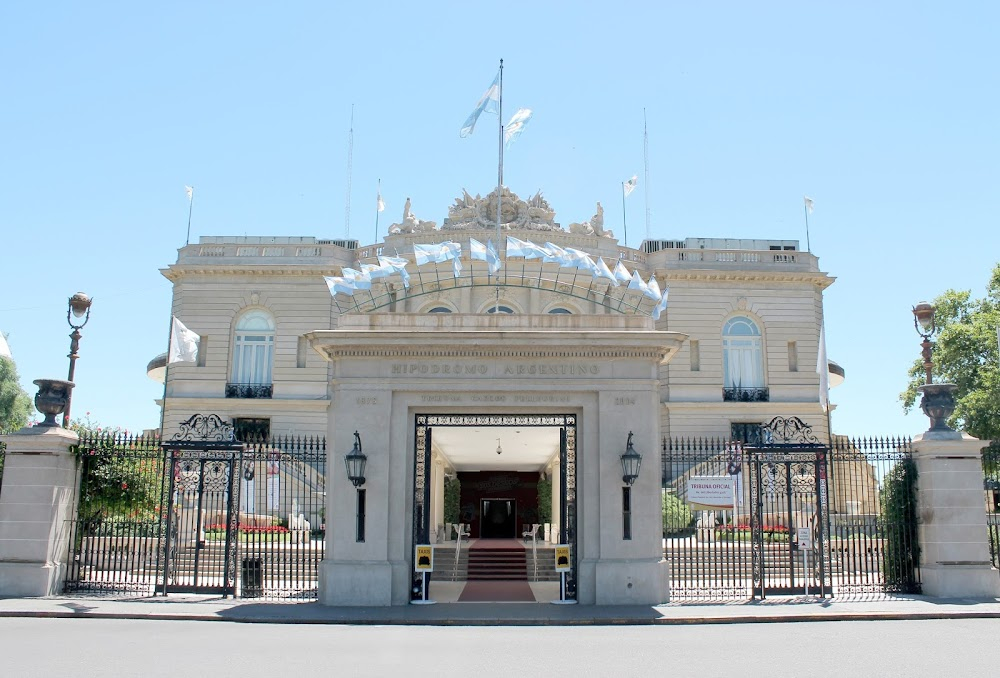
[480,498,516,538]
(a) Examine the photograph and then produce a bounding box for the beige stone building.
[150,187,837,605]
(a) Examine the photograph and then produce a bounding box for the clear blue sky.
[1,2,997,437]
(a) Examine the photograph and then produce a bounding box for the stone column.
[912,432,1000,598]
[0,426,80,597]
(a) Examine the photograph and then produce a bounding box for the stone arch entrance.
[309,312,685,606]
[412,414,577,601]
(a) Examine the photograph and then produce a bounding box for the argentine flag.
[460,73,500,138]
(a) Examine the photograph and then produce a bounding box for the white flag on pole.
[0,332,12,360]
[504,108,533,147]
[651,287,670,321]
[613,260,631,284]
[623,175,638,197]
[645,274,662,301]
[377,255,411,288]
[470,238,501,274]
[168,317,200,364]
[460,73,500,138]
[804,196,815,214]
[324,276,356,296]
[817,321,829,412]
[184,185,194,201]
[594,258,619,286]
[377,192,385,213]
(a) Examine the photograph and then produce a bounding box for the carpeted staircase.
[466,541,527,581]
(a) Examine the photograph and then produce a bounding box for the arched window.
[427,306,453,313]
[231,310,275,391]
[547,307,573,315]
[486,305,515,314]
[722,316,766,401]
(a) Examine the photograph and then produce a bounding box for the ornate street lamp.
[912,301,935,385]
[344,431,367,487]
[620,431,642,486]
[63,292,93,427]
[912,302,959,435]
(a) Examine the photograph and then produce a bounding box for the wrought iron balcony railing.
[225,383,273,399]
[722,386,769,402]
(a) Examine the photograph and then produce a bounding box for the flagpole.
[621,182,628,248]
[185,189,194,246]
[804,202,811,253]
[375,179,381,244]
[643,109,651,243]
[495,58,503,314]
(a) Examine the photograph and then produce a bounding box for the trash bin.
[241,557,263,598]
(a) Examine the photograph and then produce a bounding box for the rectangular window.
[356,489,367,542]
[296,336,307,368]
[788,341,798,372]
[690,340,700,371]
[232,418,270,442]
[196,336,208,368]
[622,487,632,540]
[731,423,763,445]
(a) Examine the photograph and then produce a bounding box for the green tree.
[900,263,1000,440]
[663,491,694,535]
[0,355,32,432]
[443,476,461,524]
[880,458,920,592]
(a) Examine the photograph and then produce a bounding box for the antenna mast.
[344,105,354,239]
[643,108,651,242]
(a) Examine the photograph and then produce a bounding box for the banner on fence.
[687,476,736,511]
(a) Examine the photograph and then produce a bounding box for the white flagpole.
[803,197,812,252]
[185,186,195,246]
[621,182,628,248]
[375,178,381,244]
[495,58,503,314]
[643,109,651,243]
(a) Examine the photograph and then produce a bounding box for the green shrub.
[663,492,694,535]
[537,477,552,524]
[443,476,461,524]
[880,458,920,592]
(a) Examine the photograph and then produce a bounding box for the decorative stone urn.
[918,383,958,433]
[32,379,75,427]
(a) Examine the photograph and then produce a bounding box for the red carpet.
[458,580,536,602]
[468,539,525,550]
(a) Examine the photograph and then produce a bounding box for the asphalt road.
[2,617,999,677]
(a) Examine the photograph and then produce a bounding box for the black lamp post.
[345,430,367,487]
[912,301,936,385]
[912,301,959,434]
[620,431,642,486]
[63,292,93,428]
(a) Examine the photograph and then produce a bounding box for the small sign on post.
[411,545,435,605]
[551,545,576,605]
[796,527,812,551]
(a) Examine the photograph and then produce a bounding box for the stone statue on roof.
[388,197,437,234]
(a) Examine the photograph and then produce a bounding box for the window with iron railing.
[228,309,274,399]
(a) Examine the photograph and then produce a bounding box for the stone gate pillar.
[0,426,80,597]
[912,432,1000,598]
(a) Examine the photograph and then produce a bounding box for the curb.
[3,609,1000,626]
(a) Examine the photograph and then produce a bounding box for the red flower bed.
[204,523,290,534]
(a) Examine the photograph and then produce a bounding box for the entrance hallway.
[433,580,560,603]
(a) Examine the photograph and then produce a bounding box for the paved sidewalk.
[1,594,1000,626]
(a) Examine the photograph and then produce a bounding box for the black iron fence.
[983,442,1000,569]
[662,434,919,601]
[64,430,326,599]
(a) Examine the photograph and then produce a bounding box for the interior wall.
[457,471,541,538]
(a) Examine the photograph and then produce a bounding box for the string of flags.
[323,236,670,320]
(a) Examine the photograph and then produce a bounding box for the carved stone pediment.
[441,186,561,232]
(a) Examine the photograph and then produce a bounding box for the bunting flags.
[168,317,200,364]
[460,73,500,138]
[613,260,631,284]
[377,255,411,288]
[470,238,501,274]
[504,108,533,147]
[651,287,669,320]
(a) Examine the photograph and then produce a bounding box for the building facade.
[153,187,836,605]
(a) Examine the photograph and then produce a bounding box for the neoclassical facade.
[153,187,836,605]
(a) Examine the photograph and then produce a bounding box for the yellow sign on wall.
[554,545,571,572]
[415,545,434,572]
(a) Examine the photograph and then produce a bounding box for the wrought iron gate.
[160,416,243,596]
[746,435,830,598]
